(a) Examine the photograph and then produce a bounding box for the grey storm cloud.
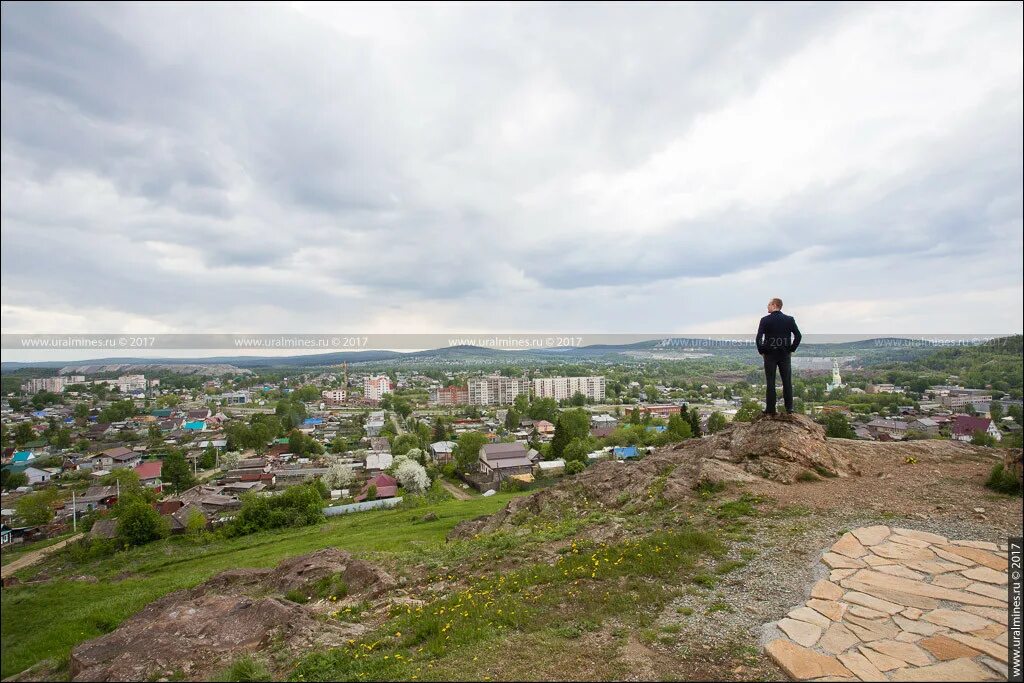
[1,1,1022,342]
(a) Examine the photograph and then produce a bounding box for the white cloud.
[1,2,1020,361]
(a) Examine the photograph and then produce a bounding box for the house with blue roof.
[11,451,35,464]
[303,417,323,426]
[184,420,206,431]
[645,425,667,433]
[613,446,639,459]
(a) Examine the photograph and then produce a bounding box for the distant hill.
[1,336,1014,373]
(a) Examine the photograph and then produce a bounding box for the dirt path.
[1,533,82,579]
[440,479,473,501]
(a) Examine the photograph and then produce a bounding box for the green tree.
[667,414,693,440]
[989,402,1003,423]
[2,470,29,490]
[733,400,762,422]
[13,422,36,447]
[15,489,60,526]
[454,431,489,473]
[550,409,591,460]
[391,433,420,456]
[115,499,170,547]
[163,450,196,493]
[821,412,856,439]
[706,412,728,434]
[563,438,590,465]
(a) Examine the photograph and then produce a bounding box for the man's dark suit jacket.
[756,310,802,355]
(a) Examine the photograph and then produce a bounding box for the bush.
[985,463,1022,495]
[225,484,326,537]
[499,477,528,493]
[565,460,586,475]
[115,500,170,548]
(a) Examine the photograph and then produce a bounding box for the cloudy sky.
[2,2,1022,359]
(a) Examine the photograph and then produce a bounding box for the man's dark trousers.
[763,352,793,414]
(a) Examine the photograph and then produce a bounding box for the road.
[390,412,405,435]
[1,533,83,579]
[439,479,473,501]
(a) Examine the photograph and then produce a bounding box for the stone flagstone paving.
[764,526,1009,682]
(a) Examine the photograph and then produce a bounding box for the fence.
[323,497,403,517]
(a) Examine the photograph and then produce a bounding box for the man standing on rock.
[756,297,801,416]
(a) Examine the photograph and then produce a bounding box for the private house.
[10,451,35,465]
[908,417,941,436]
[865,419,909,440]
[164,503,209,533]
[134,460,164,490]
[365,451,393,472]
[429,441,457,465]
[96,446,141,470]
[478,443,535,481]
[65,486,119,514]
[23,466,52,485]
[533,420,555,435]
[590,425,616,439]
[590,414,618,427]
[187,409,212,421]
[355,473,399,502]
[184,420,206,432]
[951,415,1002,442]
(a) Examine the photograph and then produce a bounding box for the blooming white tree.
[325,462,354,490]
[394,458,430,494]
[219,451,240,471]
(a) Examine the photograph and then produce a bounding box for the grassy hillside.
[0,494,520,680]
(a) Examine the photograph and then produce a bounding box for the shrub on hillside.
[225,484,326,537]
[985,463,1022,495]
[565,460,586,475]
[116,499,170,548]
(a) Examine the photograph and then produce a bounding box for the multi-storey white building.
[468,375,530,406]
[363,375,392,402]
[321,389,347,404]
[20,375,86,393]
[532,376,606,402]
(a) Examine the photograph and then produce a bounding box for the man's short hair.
[770,297,783,309]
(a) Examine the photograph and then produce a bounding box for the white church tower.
[826,358,845,392]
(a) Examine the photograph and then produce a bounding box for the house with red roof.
[354,474,398,502]
[951,415,1001,442]
[134,460,164,491]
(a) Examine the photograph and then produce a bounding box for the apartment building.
[428,385,469,406]
[532,376,606,402]
[468,375,530,406]
[321,389,347,404]
[363,375,392,402]
[20,375,86,393]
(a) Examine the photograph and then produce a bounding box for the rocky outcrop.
[449,414,998,539]
[69,549,394,682]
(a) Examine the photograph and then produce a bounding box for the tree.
[734,400,762,422]
[504,408,521,430]
[667,414,693,440]
[527,397,559,423]
[3,470,29,491]
[394,458,430,493]
[184,509,208,539]
[116,499,170,547]
[688,409,701,436]
[15,489,59,525]
[454,431,489,473]
[550,409,591,460]
[13,422,36,447]
[989,402,1003,423]
[391,433,421,456]
[163,450,196,493]
[563,438,589,465]
[366,483,378,501]
[706,412,728,434]
[220,451,241,471]
[325,463,354,490]
[821,412,856,439]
